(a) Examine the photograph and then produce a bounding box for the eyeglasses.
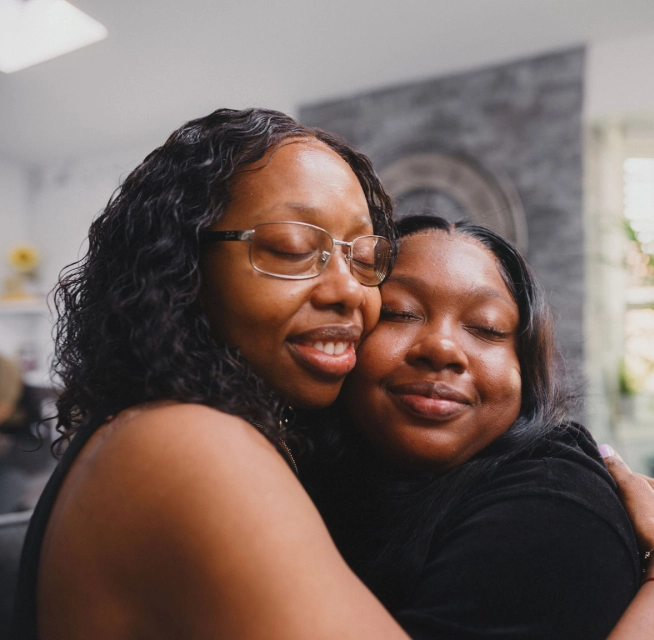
[201,221,392,286]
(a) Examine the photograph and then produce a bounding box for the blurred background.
[1,0,654,518]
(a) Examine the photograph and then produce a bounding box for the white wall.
[0,147,149,384]
[586,28,654,121]
[0,153,30,284]
[0,154,34,368]
[1,147,151,296]
[29,146,150,292]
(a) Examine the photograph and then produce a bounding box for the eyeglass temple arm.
[200,230,254,243]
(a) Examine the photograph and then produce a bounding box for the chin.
[367,431,465,474]
[282,383,343,411]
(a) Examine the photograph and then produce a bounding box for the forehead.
[388,231,516,306]
[221,139,372,234]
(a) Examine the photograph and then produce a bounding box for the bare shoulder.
[80,402,302,537]
[42,402,407,639]
[45,404,306,630]
[49,401,300,544]
[89,404,286,482]
[94,400,302,531]
[104,401,280,465]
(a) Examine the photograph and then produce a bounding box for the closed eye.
[265,249,316,261]
[465,325,510,340]
[380,305,421,322]
[351,258,375,270]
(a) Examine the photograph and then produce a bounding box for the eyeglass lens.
[249,223,391,285]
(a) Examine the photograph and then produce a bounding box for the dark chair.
[0,509,32,638]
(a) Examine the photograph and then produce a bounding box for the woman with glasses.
[12,107,406,640]
[10,107,654,639]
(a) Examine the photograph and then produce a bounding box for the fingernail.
[599,444,615,458]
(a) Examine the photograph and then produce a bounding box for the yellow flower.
[7,244,40,274]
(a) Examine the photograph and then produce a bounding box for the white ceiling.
[3,0,654,165]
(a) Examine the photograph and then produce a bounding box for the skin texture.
[200,139,381,409]
[38,140,407,640]
[345,231,522,472]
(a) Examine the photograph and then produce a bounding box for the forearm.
[607,572,654,640]
[601,448,654,639]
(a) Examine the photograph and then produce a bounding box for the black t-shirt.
[394,437,640,639]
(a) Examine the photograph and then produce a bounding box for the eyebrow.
[386,273,515,305]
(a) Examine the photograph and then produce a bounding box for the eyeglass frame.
[200,221,392,286]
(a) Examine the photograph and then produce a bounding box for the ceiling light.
[0,0,107,74]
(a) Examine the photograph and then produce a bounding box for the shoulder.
[104,401,273,454]
[50,401,410,639]
[399,486,639,640]
[64,403,282,505]
[82,402,287,484]
[466,446,632,526]
[396,432,641,638]
[75,401,301,529]
[431,450,638,593]
[43,403,325,635]
[54,401,302,544]
[129,400,269,445]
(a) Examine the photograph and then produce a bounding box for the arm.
[601,446,654,640]
[80,404,409,640]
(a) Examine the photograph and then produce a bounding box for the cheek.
[360,287,381,338]
[232,284,308,337]
[201,262,307,345]
[482,354,522,424]
[351,326,413,400]
[506,365,522,416]
[200,252,247,333]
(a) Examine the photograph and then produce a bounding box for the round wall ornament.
[379,152,528,252]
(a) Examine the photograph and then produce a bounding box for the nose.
[406,325,469,373]
[310,245,365,312]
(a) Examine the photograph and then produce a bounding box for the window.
[586,124,654,474]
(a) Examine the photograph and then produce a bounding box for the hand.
[600,444,654,579]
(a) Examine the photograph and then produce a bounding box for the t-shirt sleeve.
[395,494,638,640]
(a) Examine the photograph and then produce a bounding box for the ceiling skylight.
[0,0,107,74]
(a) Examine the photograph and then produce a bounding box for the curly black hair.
[52,108,394,450]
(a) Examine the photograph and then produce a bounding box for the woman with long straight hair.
[303,215,643,638]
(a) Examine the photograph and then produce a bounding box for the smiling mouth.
[287,325,361,380]
[388,381,472,421]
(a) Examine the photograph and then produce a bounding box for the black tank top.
[9,408,297,639]
[9,411,111,640]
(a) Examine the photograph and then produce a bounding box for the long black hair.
[52,108,394,450]
[300,214,574,610]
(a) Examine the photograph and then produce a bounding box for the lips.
[287,324,362,379]
[388,381,473,421]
